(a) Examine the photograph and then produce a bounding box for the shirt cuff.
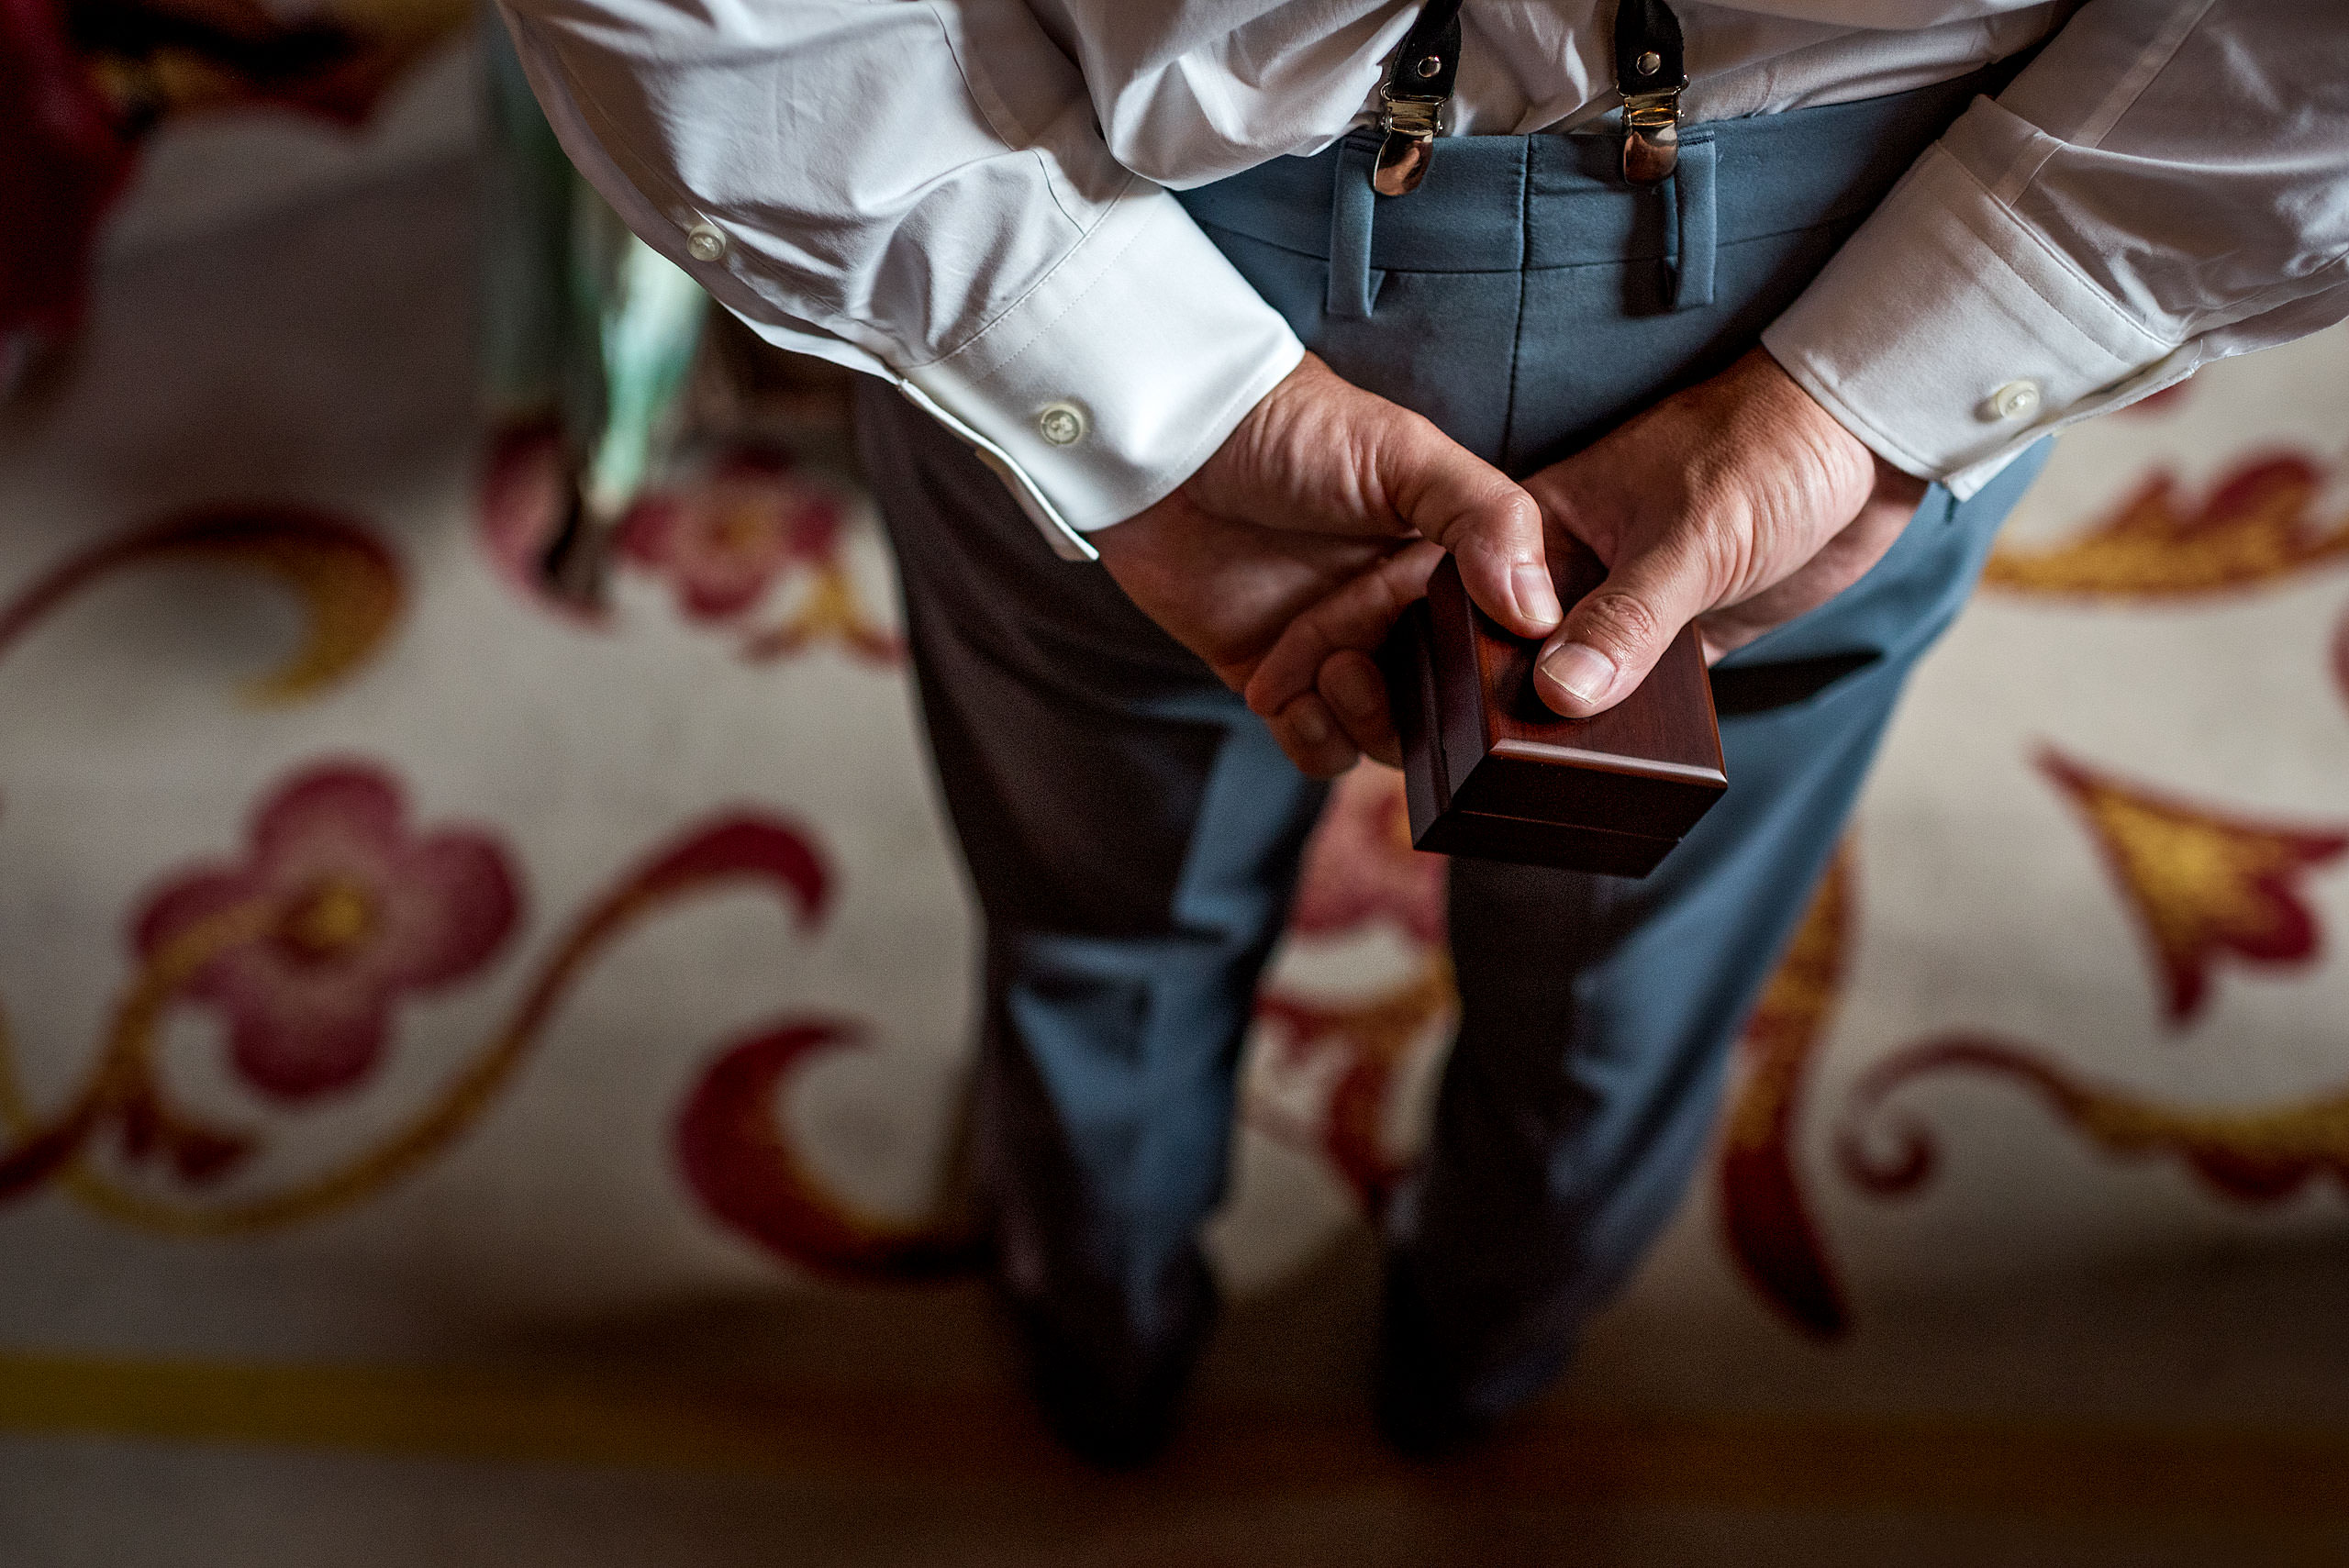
[900,181,1304,562]
[1762,137,2184,503]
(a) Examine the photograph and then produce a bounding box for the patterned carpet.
[6,38,2349,1567]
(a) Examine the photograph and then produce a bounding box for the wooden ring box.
[1384,548,1726,877]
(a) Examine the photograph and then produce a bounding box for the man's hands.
[1237,349,1928,764]
[1097,347,1928,779]
[1092,352,1555,775]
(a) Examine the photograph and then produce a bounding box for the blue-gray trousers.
[854,70,2049,1424]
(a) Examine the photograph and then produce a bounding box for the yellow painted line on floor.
[4,1349,2349,1525]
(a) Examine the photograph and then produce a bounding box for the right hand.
[1093,353,1555,776]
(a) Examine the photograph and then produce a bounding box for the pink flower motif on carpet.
[617,450,842,622]
[133,763,521,1101]
[1286,762,1447,945]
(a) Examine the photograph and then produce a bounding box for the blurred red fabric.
[1,0,133,343]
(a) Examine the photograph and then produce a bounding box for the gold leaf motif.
[1985,455,2349,598]
[1842,1037,2349,1207]
[0,505,404,706]
[2040,749,2346,1025]
[1718,852,1854,1338]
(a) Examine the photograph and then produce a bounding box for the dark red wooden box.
[1385,550,1726,877]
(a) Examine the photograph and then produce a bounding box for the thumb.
[1380,428,1560,639]
[1531,537,1710,718]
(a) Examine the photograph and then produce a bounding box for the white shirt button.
[1987,379,2042,421]
[1037,401,1087,446]
[685,222,728,262]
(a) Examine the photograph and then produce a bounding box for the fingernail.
[1290,701,1331,747]
[1511,564,1563,628]
[1538,642,1615,706]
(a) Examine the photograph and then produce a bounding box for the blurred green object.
[480,7,706,600]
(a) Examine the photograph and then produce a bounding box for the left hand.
[1243,348,1929,753]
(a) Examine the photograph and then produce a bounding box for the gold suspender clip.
[1620,79,1684,185]
[1615,0,1687,186]
[1374,92,1444,196]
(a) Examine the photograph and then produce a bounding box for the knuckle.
[1575,590,1666,657]
[1480,489,1544,549]
[1244,662,1301,717]
[1695,500,1761,580]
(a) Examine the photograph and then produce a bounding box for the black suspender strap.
[1614,0,1687,184]
[1372,0,1464,195]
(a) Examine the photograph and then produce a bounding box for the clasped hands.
[1092,348,1928,779]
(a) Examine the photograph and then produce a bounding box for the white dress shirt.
[497,0,2349,562]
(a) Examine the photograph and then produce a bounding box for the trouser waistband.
[1175,61,2017,321]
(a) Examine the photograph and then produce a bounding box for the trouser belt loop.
[1671,136,1716,310]
[1329,137,1382,319]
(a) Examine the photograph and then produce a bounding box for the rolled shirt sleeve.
[1764,0,2349,500]
[495,0,1302,560]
